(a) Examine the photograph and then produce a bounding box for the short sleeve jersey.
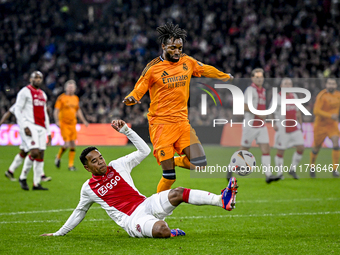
[55,93,79,125]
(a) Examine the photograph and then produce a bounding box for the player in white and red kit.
[240,68,281,183]
[1,103,28,181]
[1,103,51,182]
[15,71,52,190]
[272,78,304,179]
[41,120,239,238]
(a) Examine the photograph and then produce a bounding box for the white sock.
[275,155,284,176]
[33,160,44,186]
[262,155,272,177]
[20,155,34,180]
[8,154,25,173]
[291,152,303,172]
[186,189,222,207]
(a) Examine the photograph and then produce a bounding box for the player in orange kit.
[310,78,340,178]
[123,23,233,192]
[54,80,88,171]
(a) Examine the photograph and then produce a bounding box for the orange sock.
[332,149,340,171]
[57,147,66,159]
[157,177,176,192]
[69,149,75,167]
[310,151,318,165]
[174,156,195,169]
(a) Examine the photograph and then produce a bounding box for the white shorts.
[241,126,269,147]
[274,129,304,150]
[18,129,29,152]
[21,124,47,151]
[124,190,175,238]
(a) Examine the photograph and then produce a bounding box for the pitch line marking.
[0,211,339,224]
[0,197,338,216]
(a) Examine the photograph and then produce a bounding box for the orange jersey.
[126,54,231,124]
[313,89,340,127]
[54,93,79,125]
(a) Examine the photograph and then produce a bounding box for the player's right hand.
[24,127,32,136]
[111,120,126,132]
[122,96,141,105]
[40,233,53,236]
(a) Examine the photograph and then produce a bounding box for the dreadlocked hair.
[157,22,187,45]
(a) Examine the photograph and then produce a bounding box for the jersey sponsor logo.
[162,75,188,85]
[33,99,45,106]
[162,75,188,89]
[183,63,188,71]
[97,175,122,196]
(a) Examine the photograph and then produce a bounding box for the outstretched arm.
[40,186,93,236]
[123,66,152,106]
[111,120,151,171]
[202,65,233,81]
[0,111,12,126]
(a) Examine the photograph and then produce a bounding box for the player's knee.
[19,151,28,158]
[296,145,304,154]
[168,187,185,205]
[30,150,39,159]
[190,155,207,168]
[152,221,171,238]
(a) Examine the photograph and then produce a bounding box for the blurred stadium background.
[1,0,340,147]
[1,0,340,121]
[1,1,340,254]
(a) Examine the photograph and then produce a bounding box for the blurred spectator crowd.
[0,0,339,125]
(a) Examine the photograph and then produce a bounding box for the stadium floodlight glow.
[201,84,312,116]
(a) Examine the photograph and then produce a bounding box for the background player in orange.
[123,23,233,192]
[310,78,340,178]
[54,80,88,171]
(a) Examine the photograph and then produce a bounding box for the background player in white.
[272,78,304,179]
[240,68,281,183]
[15,71,51,191]
[1,103,51,182]
[40,120,238,238]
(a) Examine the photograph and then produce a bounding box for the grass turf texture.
[0,145,339,255]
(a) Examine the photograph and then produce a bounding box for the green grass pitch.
[0,145,339,254]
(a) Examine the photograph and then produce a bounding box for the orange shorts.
[149,121,201,165]
[313,124,339,147]
[60,122,77,142]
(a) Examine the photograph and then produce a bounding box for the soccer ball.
[229,150,256,176]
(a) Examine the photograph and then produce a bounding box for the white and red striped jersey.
[273,92,299,133]
[244,83,266,127]
[53,126,151,236]
[15,85,51,135]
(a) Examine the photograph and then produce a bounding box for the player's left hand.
[228,74,234,81]
[84,121,89,127]
[40,233,53,236]
[47,135,52,146]
[111,120,126,132]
